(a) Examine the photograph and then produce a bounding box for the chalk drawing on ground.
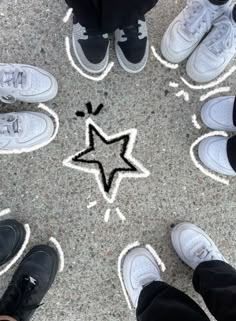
[63,118,150,205]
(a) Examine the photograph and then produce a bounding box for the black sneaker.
[0,245,59,321]
[0,219,26,266]
[72,20,110,74]
[114,17,149,73]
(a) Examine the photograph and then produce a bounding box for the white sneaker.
[172,222,227,269]
[161,0,229,63]
[0,64,58,104]
[198,136,236,175]
[187,5,236,82]
[0,112,54,150]
[201,96,236,130]
[122,247,161,308]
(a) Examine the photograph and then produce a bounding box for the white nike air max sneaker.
[161,0,230,63]
[121,247,161,308]
[172,223,227,269]
[0,64,58,104]
[198,136,236,175]
[187,5,236,82]
[201,96,236,130]
[0,112,54,150]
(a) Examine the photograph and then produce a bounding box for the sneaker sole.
[72,36,109,74]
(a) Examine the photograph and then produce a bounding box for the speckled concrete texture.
[0,0,236,321]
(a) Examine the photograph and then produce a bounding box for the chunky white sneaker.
[161,0,230,63]
[121,247,161,308]
[201,96,236,130]
[0,64,58,104]
[187,5,236,82]
[198,136,236,175]
[0,112,54,150]
[172,222,227,269]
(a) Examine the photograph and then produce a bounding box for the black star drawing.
[63,119,150,204]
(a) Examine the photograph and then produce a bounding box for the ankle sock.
[233,4,236,22]
[208,0,229,6]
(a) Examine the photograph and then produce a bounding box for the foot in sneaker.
[0,64,58,104]
[0,245,59,321]
[0,219,25,266]
[198,136,236,176]
[115,17,149,73]
[172,222,227,269]
[72,20,109,74]
[121,247,161,308]
[201,96,236,130]
[187,4,236,82]
[0,112,54,150]
[161,0,230,63]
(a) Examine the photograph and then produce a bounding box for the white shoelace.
[206,18,235,56]
[0,69,27,89]
[181,0,222,36]
[0,114,23,137]
[194,245,224,263]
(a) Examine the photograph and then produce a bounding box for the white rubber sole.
[72,36,109,74]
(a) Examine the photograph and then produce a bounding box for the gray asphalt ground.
[0,0,236,320]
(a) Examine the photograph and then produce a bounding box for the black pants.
[137,261,236,321]
[65,0,158,33]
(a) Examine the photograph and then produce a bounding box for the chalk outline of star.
[63,118,150,204]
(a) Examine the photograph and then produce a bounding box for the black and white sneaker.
[72,20,110,74]
[0,219,26,266]
[0,245,59,321]
[114,17,149,73]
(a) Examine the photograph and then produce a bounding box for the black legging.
[65,0,158,33]
[137,260,236,321]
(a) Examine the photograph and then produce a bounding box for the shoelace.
[0,114,23,137]
[182,0,218,36]
[1,275,41,321]
[0,69,27,89]
[122,22,142,39]
[194,245,223,262]
[206,18,235,56]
